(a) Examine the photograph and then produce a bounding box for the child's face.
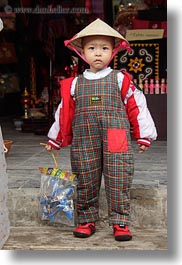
[81,35,114,73]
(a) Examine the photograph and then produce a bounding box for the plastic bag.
[39,167,77,226]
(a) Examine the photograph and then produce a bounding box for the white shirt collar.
[83,67,113,80]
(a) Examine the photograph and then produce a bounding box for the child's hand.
[138,144,148,153]
[45,144,53,152]
[40,142,53,151]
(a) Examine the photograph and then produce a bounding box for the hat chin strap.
[64,40,90,65]
[106,41,132,67]
[64,40,132,69]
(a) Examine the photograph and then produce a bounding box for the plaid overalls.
[71,70,134,226]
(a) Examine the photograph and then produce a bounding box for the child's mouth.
[94,60,102,63]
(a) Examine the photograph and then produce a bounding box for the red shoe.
[73,223,96,238]
[113,224,132,241]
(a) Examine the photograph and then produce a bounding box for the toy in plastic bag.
[39,167,77,226]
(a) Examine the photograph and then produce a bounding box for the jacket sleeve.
[47,76,76,149]
[47,102,62,150]
[120,73,157,147]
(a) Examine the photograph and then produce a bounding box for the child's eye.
[88,46,94,50]
[103,47,109,50]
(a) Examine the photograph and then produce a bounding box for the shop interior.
[0,0,167,139]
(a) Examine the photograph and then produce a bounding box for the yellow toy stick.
[40,142,46,146]
[40,143,58,168]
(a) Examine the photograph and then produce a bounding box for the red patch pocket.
[107,129,128,152]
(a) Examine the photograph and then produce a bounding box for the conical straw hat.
[65,18,130,53]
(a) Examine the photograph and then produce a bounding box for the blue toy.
[39,167,76,225]
[40,180,74,222]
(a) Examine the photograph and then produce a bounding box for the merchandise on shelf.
[137,77,167,94]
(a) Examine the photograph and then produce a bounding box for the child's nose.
[95,48,101,56]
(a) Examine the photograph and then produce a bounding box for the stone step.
[7,180,167,228]
[2,224,167,250]
[3,183,168,251]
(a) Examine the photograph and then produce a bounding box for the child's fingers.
[46,145,53,151]
[138,144,148,153]
[40,143,52,151]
